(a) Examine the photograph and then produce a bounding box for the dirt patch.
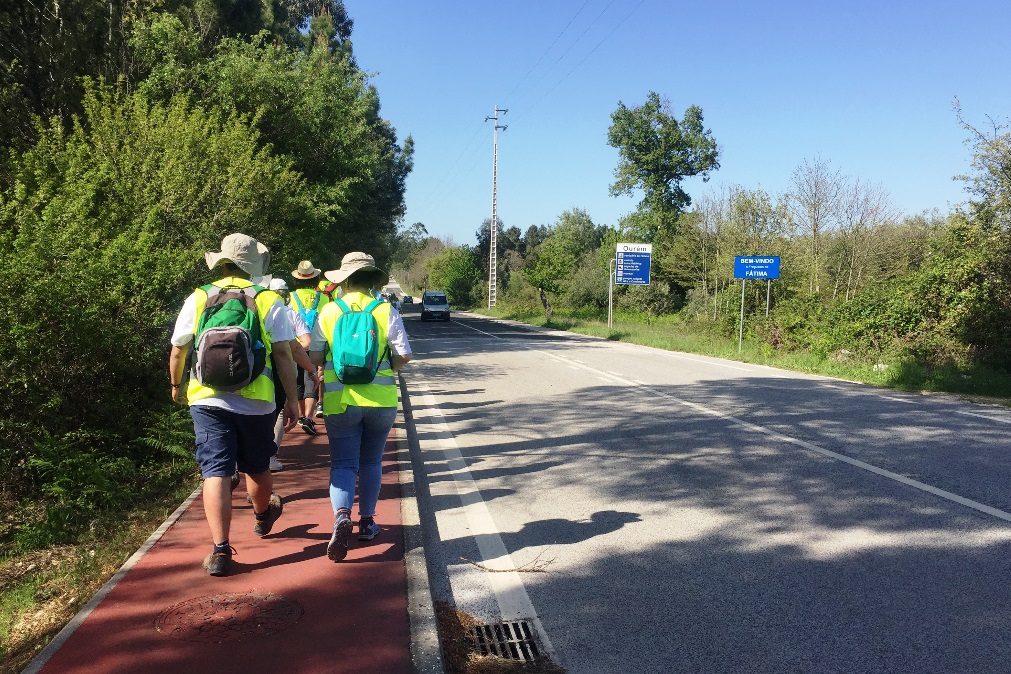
[435,601,565,674]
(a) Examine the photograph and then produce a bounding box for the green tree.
[426,246,481,306]
[607,91,720,238]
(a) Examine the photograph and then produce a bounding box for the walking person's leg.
[191,406,239,576]
[356,406,397,540]
[323,406,365,561]
[236,412,283,537]
[296,366,319,435]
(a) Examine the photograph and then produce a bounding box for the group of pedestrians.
[168,233,412,576]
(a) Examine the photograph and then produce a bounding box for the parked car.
[420,291,450,321]
[402,295,414,304]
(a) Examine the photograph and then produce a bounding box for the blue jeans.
[324,406,397,517]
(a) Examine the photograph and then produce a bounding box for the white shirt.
[287,305,309,337]
[309,304,412,357]
[171,288,295,415]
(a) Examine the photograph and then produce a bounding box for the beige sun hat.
[323,252,389,286]
[291,260,322,280]
[205,233,270,276]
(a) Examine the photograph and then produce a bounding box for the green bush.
[0,83,308,548]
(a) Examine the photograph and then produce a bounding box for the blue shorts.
[190,406,276,478]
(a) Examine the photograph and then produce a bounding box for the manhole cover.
[471,620,541,661]
[155,592,303,643]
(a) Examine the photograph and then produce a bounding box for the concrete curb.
[398,373,446,674]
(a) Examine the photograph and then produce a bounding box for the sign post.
[615,243,652,285]
[610,243,651,329]
[607,258,615,328]
[733,256,781,353]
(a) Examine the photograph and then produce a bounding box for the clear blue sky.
[344,0,1011,245]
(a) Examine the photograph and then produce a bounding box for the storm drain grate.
[471,620,541,661]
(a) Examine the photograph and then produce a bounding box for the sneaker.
[269,456,283,472]
[229,471,240,492]
[298,416,318,436]
[358,517,381,541]
[327,510,353,562]
[253,493,283,537]
[202,546,235,577]
[314,403,323,419]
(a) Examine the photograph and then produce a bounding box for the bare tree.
[834,180,894,300]
[788,158,843,294]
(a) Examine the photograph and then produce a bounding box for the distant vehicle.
[420,291,450,321]
[402,295,414,305]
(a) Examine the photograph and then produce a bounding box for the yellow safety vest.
[292,287,329,316]
[318,290,398,414]
[187,277,280,405]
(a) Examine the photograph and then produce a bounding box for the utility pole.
[485,105,507,308]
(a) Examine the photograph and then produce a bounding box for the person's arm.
[168,344,190,404]
[387,307,412,371]
[272,341,300,430]
[290,339,316,374]
[391,353,412,371]
[297,332,312,350]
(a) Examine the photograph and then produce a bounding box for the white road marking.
[880,396,917,404]
[415,383,557,659]
[450,314,1011,524]
[956,410,1011,425]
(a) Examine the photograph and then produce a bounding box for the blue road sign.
[734,256,781,279]
[616,243,652,285]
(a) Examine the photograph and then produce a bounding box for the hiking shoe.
[202,546,235,577]
[298,416,318,436]
[253,493,283,537]
[269,456,284,472]
[314,403,323,419]
[327,510,353,562]
[358,517,381,541]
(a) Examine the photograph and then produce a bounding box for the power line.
[502,0,593,103]
[511,0,647,126]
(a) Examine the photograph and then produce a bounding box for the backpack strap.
[311,291,321,310]
[364,298,383,314]
[292,291,306,313]
[333,297,351,314]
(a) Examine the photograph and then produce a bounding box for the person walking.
[309,252,412,562]
[291,260,327,433]
[266,278,317,472]
[168,234,299,576]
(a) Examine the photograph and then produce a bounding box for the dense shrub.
[0,83,310,547]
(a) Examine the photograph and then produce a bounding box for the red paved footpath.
[30,418,412,674]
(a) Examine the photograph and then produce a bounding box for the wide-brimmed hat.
[291,260,321,280]
[205,233,270,276]
[324,252,389,287]
[268,278,289,292]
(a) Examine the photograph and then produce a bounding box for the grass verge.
[0,476,198,673]
[476,307,1011,403]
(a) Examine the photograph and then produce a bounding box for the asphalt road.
[399,308,1011,674]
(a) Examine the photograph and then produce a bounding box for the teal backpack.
[291,290,322,330]
[331,297,386,384]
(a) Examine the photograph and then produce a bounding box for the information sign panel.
[615,243,652,285]
[734,256,781,279]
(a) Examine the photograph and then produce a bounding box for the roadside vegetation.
[0,1,411,664]
[392,99,1011,401]
[2,0,1009,667]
